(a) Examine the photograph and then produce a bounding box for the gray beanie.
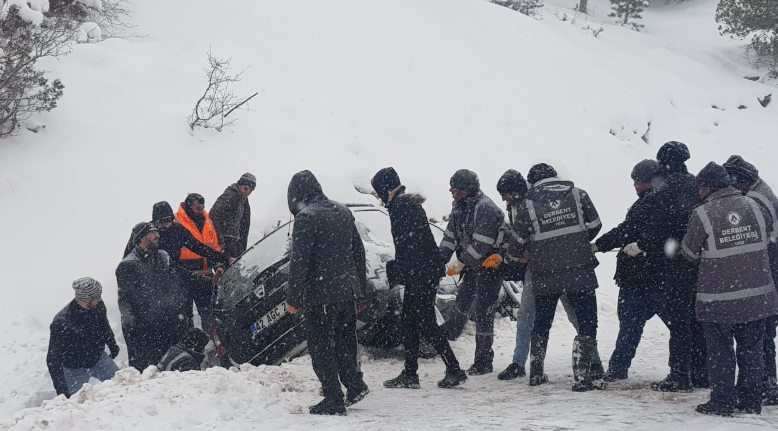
[73,277,103,303]
[237,172,257,189]
[631,159,659,183]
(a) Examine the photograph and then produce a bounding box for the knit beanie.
[449,169,480,192]
[527,163,557,185]
[631,159,659,183]
[72,277,102,303]
[497,169,528,196]
[237,172,257,189]
[657,141,690,168]
[371,167,402,204]
[132,222,159,245]
[696,162,731,190]
[723,155,759,185]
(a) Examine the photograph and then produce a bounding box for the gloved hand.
[622,242,643,257]
[446,258,465,276]
[482,254,502,268]
[109,343,120,359]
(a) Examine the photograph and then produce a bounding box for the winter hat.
[497,169,528,196]
[723,155,759,185]
[371,167,402,204]
[182,327,210,353]
[527,163,557,185]
[237,172,257,190]
[657,141,690,168]
[132,222,159,245]
[72,277,102,303]
[631,159,660,183]
[696,162,731,190]
[152,201,174,224]
[449,169,480,192]
[287,170,325,215]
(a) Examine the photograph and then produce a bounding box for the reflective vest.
[176,204,221,274]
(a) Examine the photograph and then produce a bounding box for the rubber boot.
[529,334,549,386]
[572,335,605,392]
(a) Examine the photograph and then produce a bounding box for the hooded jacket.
[747,179,778,278]
[156,342,205,372]
[681,186,778,323]
[286,171,367,309]
[509,178,602,295]
[210,184,252,257]
[439,190,505,270]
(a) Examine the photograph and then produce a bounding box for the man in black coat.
[47,277,119,397]
[594,159,673,381]
[285,170,369,416]
[636,142,706,392]
[371,167,468,390]
[117,223,190,370]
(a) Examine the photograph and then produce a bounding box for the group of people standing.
[47,173,256,397]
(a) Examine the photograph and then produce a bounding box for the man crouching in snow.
[47,277,120,398]
[285,170,370,416]
[156,327,210,372]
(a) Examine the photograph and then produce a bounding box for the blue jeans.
[511,270,603,368]
[63,352,118,395]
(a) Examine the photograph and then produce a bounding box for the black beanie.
[182,327,210,353]
[371,167,402,204]
[152,201,174,224]
[657,141,690,168]
[527,163,557,185]
[237,172,257,189]
[450,169,480,192]
[723,155,759,185]
[497,169,528,196]
[132,222,159,245]
[696,162,731,190]
[631,159,659,183]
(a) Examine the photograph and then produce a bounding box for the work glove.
[622,242,643,257]
[482,254,503,269]
[446,258,465,276]
[108,343,120,359]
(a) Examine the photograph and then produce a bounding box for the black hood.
[288,170,326,215]
[371,167,402,204]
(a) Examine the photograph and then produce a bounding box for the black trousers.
[532,290,598,339]
[126,320,188,371]
[305,301,362,401]
[703,320,765,408]
[403,283,460,375]
[180,270,215,332]
[764,315,778,381]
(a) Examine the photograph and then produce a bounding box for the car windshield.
[215,221,294,310]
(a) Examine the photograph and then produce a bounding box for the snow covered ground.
[1,0,777,428]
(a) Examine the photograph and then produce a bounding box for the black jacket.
[595,190,664,289]
[287,171,367,309]
[156,342,204,372]
[123,221,229,271]
[47,300,119,396]
[642,167,701,287]
[384,188,445,288]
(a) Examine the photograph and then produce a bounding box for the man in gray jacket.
[724,155,778,405]
[509,164,603,392]
[682,162,778,416]
[285,170,369,416]
[440,169,506,375]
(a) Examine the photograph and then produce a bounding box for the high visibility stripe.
[585,218,601,230]
[526,200,541,237]
[444,229,455,239]
[697,283,776,303]
[697,200,769,259]
[527,188,588,241]
[506,252,520,263]
[681,242,700,261]
[532,224,586,241]
[748,188,778,237]
[164,352,191,371]
[441,240,456,251]
[696,207,721,254]
[509,229,527,244]
[473,233,496,245]
[466,245,482,260]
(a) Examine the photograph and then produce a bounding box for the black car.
[210,204,520,367]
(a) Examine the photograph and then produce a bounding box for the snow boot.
[498,363,526,380]
[383,371,420,389]
[590,357,605,381]
[438,368,468,388]
[736,385,762,414]
[345,381,369,407]
[529,334,549,387]
[467,361,493,376]
[603,369,628,382]
[762,376,778,405]
[309,397,347,416]
[571,335,605,392]
[695,401,734,417]
[651,373,693,393]
[691,370,709,389]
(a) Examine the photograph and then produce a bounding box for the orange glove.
[482,254,502,269]
[287,305,298,314]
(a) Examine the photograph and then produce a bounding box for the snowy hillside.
[0,0,776,428]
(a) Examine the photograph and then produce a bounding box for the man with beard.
[47,277,120,397]
[371,167,468,389]
[117,223,190,370]
[285,171,369,415]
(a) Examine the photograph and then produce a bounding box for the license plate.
[250,301,288,335]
